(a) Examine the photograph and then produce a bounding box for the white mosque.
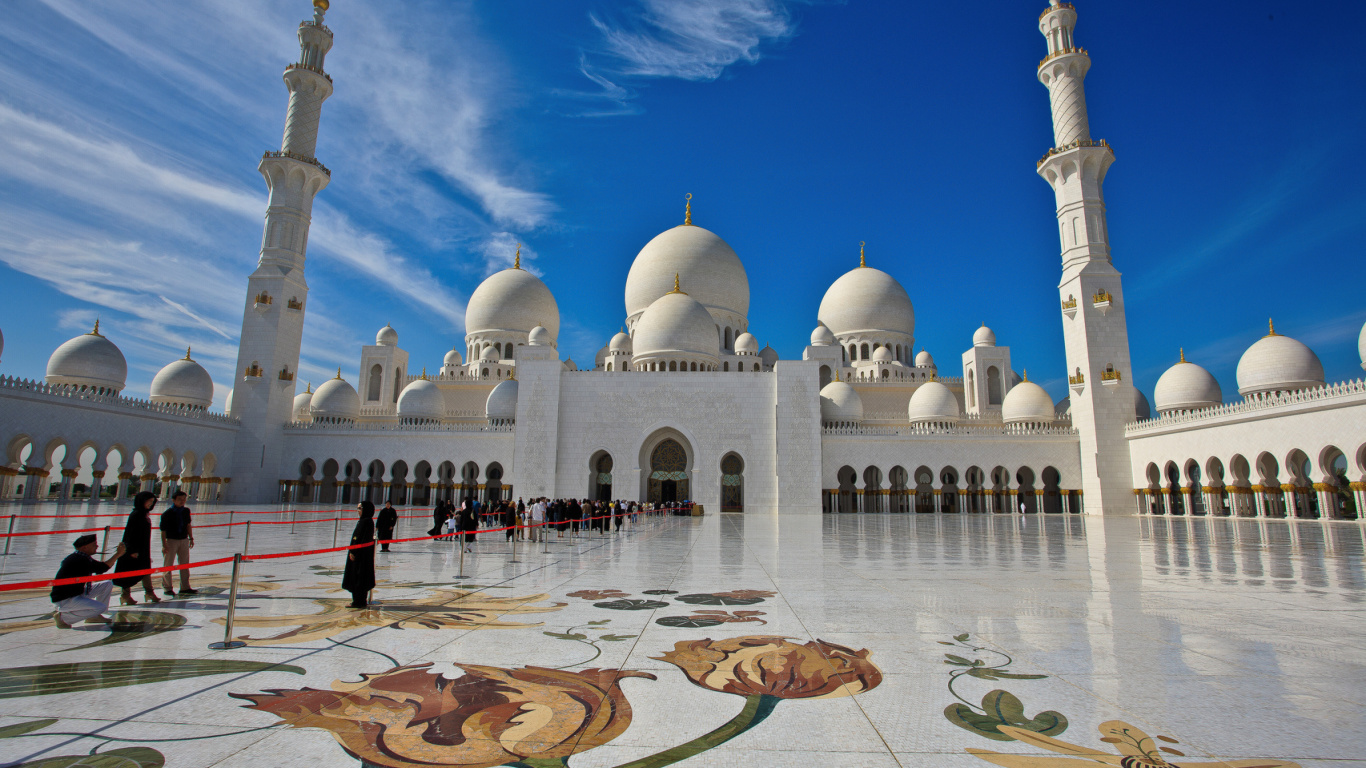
[1,0,1363,519]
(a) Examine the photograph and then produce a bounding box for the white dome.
[625,224,749,324]
[871,346,894,363]
[758,345,779,369]
[1134,389,1152,421]
[1236,325,1324,396]
[907,380,960,423]
[563,357,578,371]
[915,350,935,368]
[466,267,560,341]
[397,378,445,421]
[1002,380,1056,424]
[1153,354,1222,413]
[819,379,863,424]
[1360,320,1366,370]
[486,378,519,422]
[810,324,835,346]
[817,265,914,340]
[632,290,721,364]
[973,325,996,347]
[376,324,398,346]
[529,325,553,347]
[291,386,313,422]
[310,374,360,421]
[609,331,632,353]
[443,348,463,366]
[149,350,214,408]
[46,323,128,393]
[480,346,500,362]
[734,332,758,355]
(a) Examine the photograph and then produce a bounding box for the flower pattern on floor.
[234,662,655,768]
[965,721,1304,768]
[218,589,566,645]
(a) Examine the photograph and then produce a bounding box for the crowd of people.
[49,491,688,625]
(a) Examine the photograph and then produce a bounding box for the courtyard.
[0,507,1361,767]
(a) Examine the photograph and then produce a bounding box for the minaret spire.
[1037,1,1134,516]
[228,1,337,502]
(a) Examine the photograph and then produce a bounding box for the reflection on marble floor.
[0,506,1362,767]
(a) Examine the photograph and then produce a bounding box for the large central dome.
[625,224,749,326]
[818,265,915,340]
[465,267,560,340]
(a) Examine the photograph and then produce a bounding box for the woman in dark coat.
[377,502,398,552]
[427,501,448,537]
[459,500,477,551]
[502,501,517,541]
[113,491,161,605]
[342,501,376,608]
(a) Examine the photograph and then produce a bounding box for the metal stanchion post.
[333,517,341,548]
[291,508,298,534]
[208,553,247,650]
[99,525,111,554]
[457,534,466,578]
[2,515,14,556]
[226,510,234,539]
[242,521,252,557]
[510,524,518,563]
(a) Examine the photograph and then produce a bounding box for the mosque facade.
[1,1,1363,519]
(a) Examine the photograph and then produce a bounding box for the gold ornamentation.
[1266,317,1279,337]
[684,192,693,225]
[89,319,102,337]
[184,346,193,361]
[514,243,521,270]
[859,241,866,268]
[1092,289,1112,304]
[244,362,263,378]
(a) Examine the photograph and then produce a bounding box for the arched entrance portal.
[590,452,613,502]
[648,439,689,504]
[720,453,744,512]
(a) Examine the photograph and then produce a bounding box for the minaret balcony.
[1061,295,1078,319]
[243,363,264,382]
[1039,2,1074,20]
[1068,370,1086,394]
[284,62,332,84]
[1100,368,1122,387]
[1036,138,1111,169]
[1091,289,1112,315]
[1038,46,1087,69]
[261,150,331,177]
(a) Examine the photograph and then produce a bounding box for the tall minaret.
[228,0,334,502]
[1036,1,1136,515]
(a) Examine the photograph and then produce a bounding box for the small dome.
[310,373,360,421]
[376,324,398,346]
[907,380,960,423]
[734,332,758,355]
[466,267,560,342]
[625,224,749,323]
[609,331,632,353]
[973,325,996,347]
[915,350,935,368]
[1358,319,1366,370]
[1134,389,1152,421]
[819,378,863,424]
[397,378,445,421]
[632,289,721,364]
[480,346,499,362]
[443,348,463,366]
[810,324,835,346]
[759,345,779,369]
[46,322,128,393]
[872,346,893,363]
[149,349,214,408]
[292,385,313,422]
[563,357,578,371]
[1154,353,1222,413]
[529,325,553,347]
[817,264,914,340]
[486,378,519,421]
[1235,323,1324,396]
[1002,379,1055,424]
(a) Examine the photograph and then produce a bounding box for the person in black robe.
[113,491,161,605]
[428,502,448,537]
[502,501,516,541]
[377,502,398,552]
[459,499,477,551]
[342,501,376,608]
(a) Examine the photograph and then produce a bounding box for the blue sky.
[0,0,1363,409]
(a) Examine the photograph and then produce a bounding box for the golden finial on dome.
[1179,348,1186,363]
[684,193,692,226]
[1022,368,1029,382]
[184,346,193,361]
[334,367,342,380]
[668,273,686,295]
[514,244,521,270]
[305,381,312,394]
[509,368,517,381]
[859,241,866,268]
[314,0,329,9]
[421,366,428,380]
[89,319,102,337]
[1266,318,1278,337]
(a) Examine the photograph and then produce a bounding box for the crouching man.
[50,534,125,628]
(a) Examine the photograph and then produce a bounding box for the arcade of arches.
[824,464,1078,515]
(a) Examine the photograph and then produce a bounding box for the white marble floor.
[0,505,1361,768]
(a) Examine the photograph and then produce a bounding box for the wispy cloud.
[476,232,542,278]
[572,0,807,114]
